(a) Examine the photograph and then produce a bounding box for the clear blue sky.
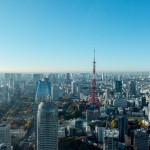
[0,0,150,73]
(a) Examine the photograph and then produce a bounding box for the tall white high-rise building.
[37,102,58,150]
[51,85,59,101]
[128,80,136,97]
[105,89,110,101]
[71,81,78,97]
[102,73,105,81]
[95,126,105,144]
[0,123,11,149]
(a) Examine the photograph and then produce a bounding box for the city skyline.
[0,0,150,72]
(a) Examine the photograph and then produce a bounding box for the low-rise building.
[113,99,127,108]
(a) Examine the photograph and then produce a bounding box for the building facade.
[118,116,128,142]
[51,85,59,101]
[35,78,51,103]
[113,99,127,108]
[0,123,11,150]
[34,78,52,149]
[128,81,136,97]
[115,80,122,93]
[37,102,58,150]
[103,129,119,150]
[134,129,148,150]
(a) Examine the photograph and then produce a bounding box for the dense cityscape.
[1,0,150,149]
[0,51,150,150]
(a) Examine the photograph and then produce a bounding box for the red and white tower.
[88,50,100,106]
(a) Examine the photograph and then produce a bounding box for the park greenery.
[0,96,34,130]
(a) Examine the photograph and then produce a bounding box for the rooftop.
[105,129,119,138]
[0,123,9,128]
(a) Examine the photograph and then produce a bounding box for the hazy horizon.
[1,69,150,74]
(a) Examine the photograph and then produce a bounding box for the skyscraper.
[66,73,71,84]
[35,78,51,103]
[118,115,128,142]
[51,85,59,101]
[105,89,110,101]
[33,74,41,84]
[0,123,11,150]
[115,80,122,93]
[71,81,78,97]
[134,129,148,150]
[48,74,58,84]
[95,126,105,144]
[128,81,136,97]
[37,102,58,150]
[101,73,105,81]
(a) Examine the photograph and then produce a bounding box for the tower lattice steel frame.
[88,50,100,106]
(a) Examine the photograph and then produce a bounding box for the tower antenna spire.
[94,49,95,61]
[93,49,96,75]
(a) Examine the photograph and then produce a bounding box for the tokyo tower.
[88,50,100,106]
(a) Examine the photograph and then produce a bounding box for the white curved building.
[37,102,58,150]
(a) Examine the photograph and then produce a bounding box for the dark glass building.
[118,115,128,142]
[115,80,122,93]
